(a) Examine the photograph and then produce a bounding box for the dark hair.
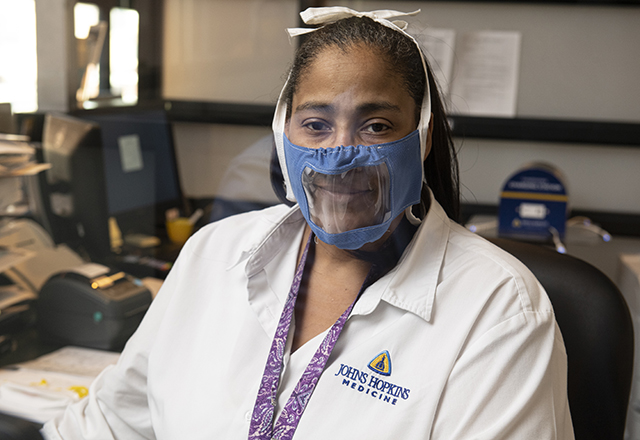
[272,16,460,222]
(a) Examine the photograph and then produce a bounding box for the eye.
[303,120,331,133]
[363,122,391,134]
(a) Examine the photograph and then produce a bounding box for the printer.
[37,264,152,351]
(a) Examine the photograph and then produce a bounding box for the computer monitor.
[15,112,46,142]
[80,110,187,240]
[41,113,111,259]
[39,110,186,264]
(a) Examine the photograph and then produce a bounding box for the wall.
[163,0,297,200]
[164,0,640,215]
[35,0,68,112]
[356,0,640,212]
[171,122,273,199]
[353,0,640,122]
[163,0,297,104]
[458,139,640,214]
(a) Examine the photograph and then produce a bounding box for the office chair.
[488,237,634,440]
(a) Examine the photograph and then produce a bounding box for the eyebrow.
[294,101,334,114]
[294,101,402,115]
[356,102,402,114]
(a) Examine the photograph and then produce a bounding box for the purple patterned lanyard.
[248,235,366,440]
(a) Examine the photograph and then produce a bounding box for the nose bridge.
[334,125,356,148]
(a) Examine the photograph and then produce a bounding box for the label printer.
[37,264,152,351]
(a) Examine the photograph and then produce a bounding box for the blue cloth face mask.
[283,130,423,249]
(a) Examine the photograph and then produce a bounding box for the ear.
[423,113,434,162]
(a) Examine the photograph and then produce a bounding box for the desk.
[0,327,59,439]
[0,325,126,438]
[103,239,183,280]
[561,236,640,285]
[466,215,640,288]
[0,327,62,369]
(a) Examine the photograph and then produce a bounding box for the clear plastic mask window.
[301,163,391,234]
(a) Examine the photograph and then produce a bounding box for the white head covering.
[273,7,431,210]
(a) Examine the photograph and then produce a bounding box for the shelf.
[74,100,640,147]
[461,203,640,238]
[72,100,640,235]
[449,116,640,147]
[159,100,640,147]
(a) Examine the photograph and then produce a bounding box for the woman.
[43,7,573,440]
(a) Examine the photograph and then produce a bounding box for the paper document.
[0,369,95,423]
[0,247,34,273]
[0,140,37,176]
[17,346,120,378]
[0,284,36,310]
[69,263,110,281]
[0,346,120,423]
[0,140,35,156]
[0,162,51,177]
[412,27,456,98]
[450,31,522,117]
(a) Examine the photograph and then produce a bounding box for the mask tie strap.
[274,6,432,220]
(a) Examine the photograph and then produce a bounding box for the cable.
[466,219,498,234]
[566,216,611,242]
[549,226,566,254]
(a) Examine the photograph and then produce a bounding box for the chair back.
[488,237,634,440]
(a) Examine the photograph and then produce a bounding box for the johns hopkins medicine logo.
[334,350,411,406]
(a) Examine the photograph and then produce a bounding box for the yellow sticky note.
[68,386,89,399]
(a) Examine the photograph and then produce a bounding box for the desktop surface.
[0,328,58,436]
[0,328,62,369]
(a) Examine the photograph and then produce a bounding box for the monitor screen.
[39,110,186,263]
[82,110,182,217]
[80,110,186,241]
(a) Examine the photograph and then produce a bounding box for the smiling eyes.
[287,98,416,148]
[305,120,330,132]
[366,123,389,133]
[302,119,392,136]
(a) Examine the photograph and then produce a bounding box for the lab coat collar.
[377,191,449,322]
[228,205,304,276]
[238,190,450,324]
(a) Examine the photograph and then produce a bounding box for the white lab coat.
[42,195,574,439]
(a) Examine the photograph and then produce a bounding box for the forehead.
[292,44,412,110]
